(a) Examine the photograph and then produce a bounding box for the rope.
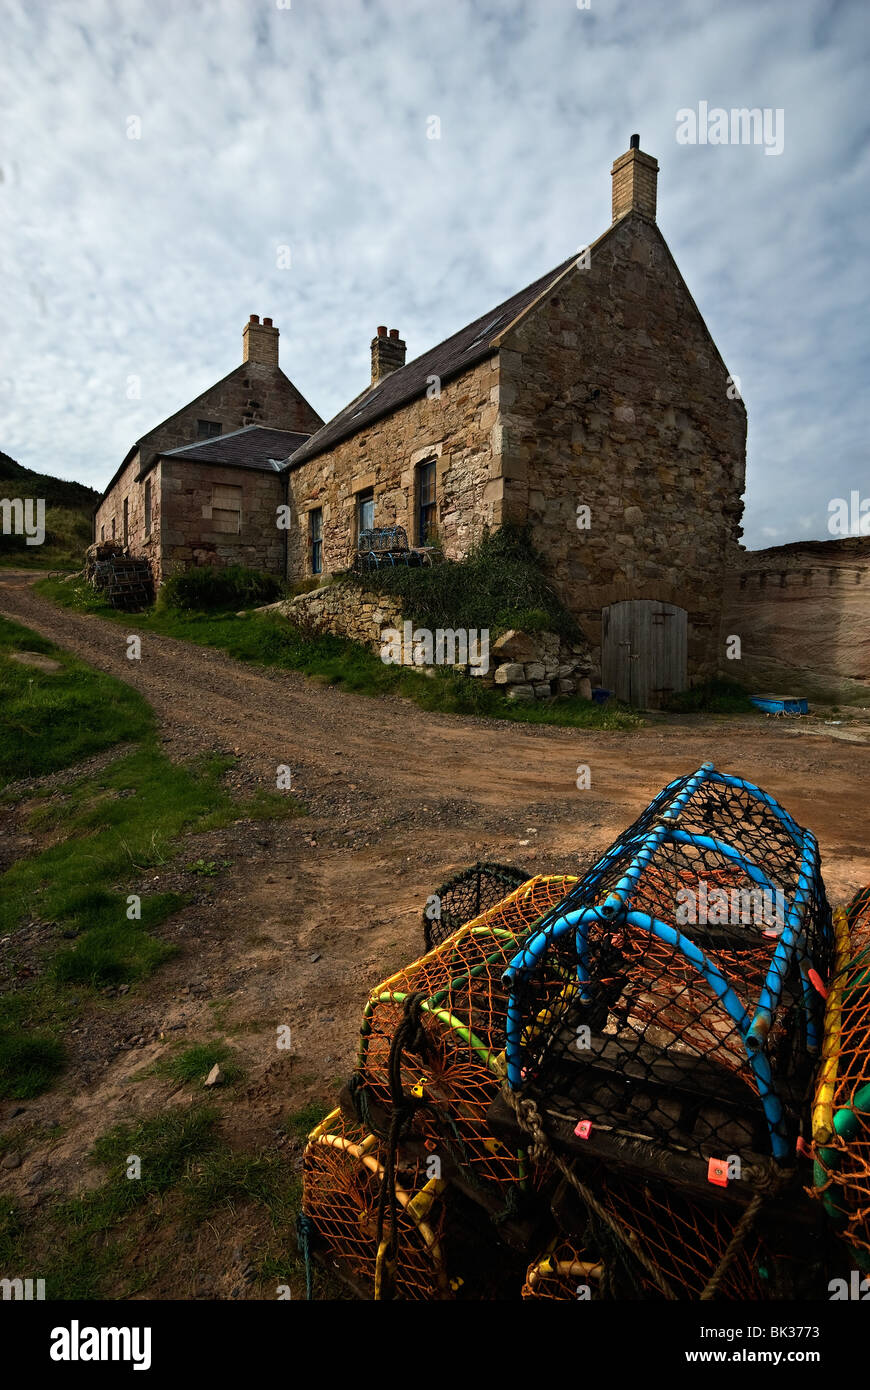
[374,990,430,1300]
[295,1212,315,1301]
[699,1160,793,1301]
[503,1087,678,1299]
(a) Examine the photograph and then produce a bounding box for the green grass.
[37,574,642,730]
[0,1032,65,1099]
[0,615,153,785]
[0,505,93,572]
[183,1149,298,1223]
[283,1099,332,1142]
[155,1042,245,1087]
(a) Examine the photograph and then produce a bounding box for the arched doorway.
[601,600,688,709]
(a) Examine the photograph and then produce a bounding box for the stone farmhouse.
[94,317,323,579]
[95,138,746,705]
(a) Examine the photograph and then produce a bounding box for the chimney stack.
[371,326,406,385]
[611,135,659,223]
[243,314,279,366]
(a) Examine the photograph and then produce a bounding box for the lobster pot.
[524,1177,767,1301]
[423,861,531,951]
[354,876,577,1195]
[302,1109,451,1300]
[502,764,833,1170]
[811,899,870,1264]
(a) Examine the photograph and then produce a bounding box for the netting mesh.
[523,1174,768,1300]
[503,765,832,1165]
[354,875,578,1195]
[810,896,870,1262]
[302,1108,451,1300]
[422,861,530,951]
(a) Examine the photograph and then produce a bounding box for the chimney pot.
[249,314,259,324]
[629,133,640,149]
[263,316,273,327]
[377,325,388,337]
[388,328,399,340]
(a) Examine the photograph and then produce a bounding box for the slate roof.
[158,425,311,473]
[287,252,580,468]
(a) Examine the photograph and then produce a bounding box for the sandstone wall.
[496,212,746,682]
[284,358,500,579]
[721,538,870,704]
[160,461,284,579]
[93,452,163,576]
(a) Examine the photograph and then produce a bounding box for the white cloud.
[0,0,866,551]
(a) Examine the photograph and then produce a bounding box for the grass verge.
[1,616,305,1099]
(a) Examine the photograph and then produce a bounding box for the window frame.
[417,459,437,545]
[309,507,323,575]
[196,419,223,440]
[144,478,152,538]
[356,487,374,542]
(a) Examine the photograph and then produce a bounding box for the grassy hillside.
[0,450,97,569]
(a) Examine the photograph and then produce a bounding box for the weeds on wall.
[341,524,584,641]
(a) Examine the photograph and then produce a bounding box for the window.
[111,517,116,540]
[356,488,374,539]
[197,419,222,440]
[417,460,437,544]
[100,524,105,542]
[212,482,242,534]
[144,478,152,536]
[123,497,129,546]
[309,508,323,575]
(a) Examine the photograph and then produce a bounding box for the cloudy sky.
[0,0,866,548]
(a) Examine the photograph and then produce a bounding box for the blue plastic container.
[749,695,809,716]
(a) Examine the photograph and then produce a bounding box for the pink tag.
[574,1120,592,1140]
[707,1157,728,1187]
[796,1135,811,1157]
[808,968,828,999]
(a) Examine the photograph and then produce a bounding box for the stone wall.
[95,360,322,581]
[284,358,500,580]
[267,577,592,700]
[93,452,163,575]
[721,538,870,704]
[496,211,746,683]
[160,460,284,578]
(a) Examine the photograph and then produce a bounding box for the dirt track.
[2,569,870,1293]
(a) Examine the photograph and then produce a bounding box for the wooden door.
[601,600,687,709]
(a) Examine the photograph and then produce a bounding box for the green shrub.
[342,524,582,640]
[158,565,284,613]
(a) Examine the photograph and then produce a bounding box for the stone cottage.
[93,316,322,582]
[96,139,746,703]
